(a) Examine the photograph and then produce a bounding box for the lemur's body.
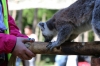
[38,0,100,50]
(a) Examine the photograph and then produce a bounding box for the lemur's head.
[38,22,57,42]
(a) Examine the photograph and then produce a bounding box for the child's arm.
[0,33,16,53]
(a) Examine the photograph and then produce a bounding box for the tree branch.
[26,41,100,56]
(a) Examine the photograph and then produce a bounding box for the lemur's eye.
[39,23,44,28]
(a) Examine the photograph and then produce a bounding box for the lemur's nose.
[44,39,51,42]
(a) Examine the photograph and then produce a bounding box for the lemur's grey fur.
[38,0,100,50]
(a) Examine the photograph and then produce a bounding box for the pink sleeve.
[0,15,28,54]
[0,33,16,53]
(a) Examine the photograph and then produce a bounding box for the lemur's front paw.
[46,41,60,51]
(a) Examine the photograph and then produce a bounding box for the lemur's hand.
[46,41,61,50]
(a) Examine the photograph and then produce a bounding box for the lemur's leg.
[46,24,73,50]
[55,34,78,49]
[91,0,100,37]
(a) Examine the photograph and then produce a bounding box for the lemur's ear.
[38,22,45,31]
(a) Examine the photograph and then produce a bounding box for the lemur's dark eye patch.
[39,23,45,29]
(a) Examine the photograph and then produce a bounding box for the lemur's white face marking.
[38,22,53,36]
[38,22,57,42]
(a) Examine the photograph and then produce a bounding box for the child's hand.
[12,37,35,60]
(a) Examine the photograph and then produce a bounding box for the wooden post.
[12,10,17,20]
[33,8,38,33]
[91,57,100,66]
[17,10,23,31]
[91,33,100,66]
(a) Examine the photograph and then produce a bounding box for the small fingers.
[18,49,35,60]
[19,53,32,60]
[25,48,36,58]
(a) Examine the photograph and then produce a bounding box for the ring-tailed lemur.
[38,0,100,50]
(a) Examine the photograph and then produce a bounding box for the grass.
[36,61,54,66]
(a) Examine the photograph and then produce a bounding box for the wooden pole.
[17,10,23,31]
[33,8,38,33]
[26,41,100,56]
[92,31,100,66]
[91,57,100,66]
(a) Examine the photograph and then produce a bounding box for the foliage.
[36,55,55,66]
[88,31,94,42]
[22,9,34,24]
[41,55,55,63]
[22,8,57,25]
[38,9,57,21]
